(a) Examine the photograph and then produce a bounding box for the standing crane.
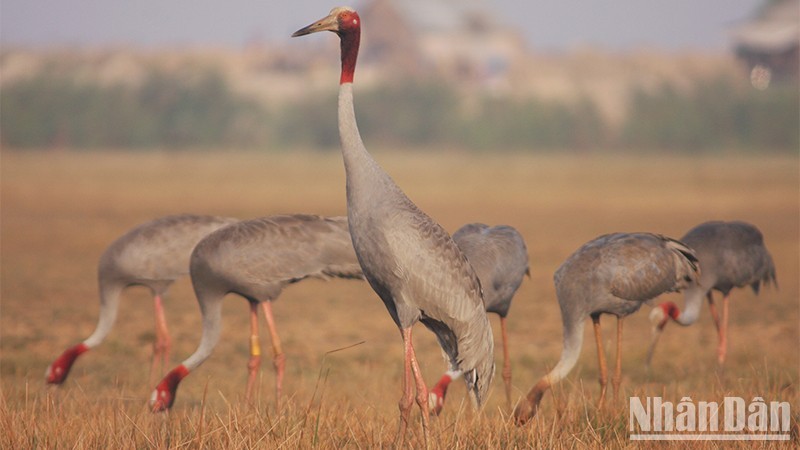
[513,233,699,425]
[648,220,776,365]
[45,214,237,387]
[292,7,495,446]
[149,214,363,411]
[428,223,529,415]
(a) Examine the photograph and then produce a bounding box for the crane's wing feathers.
[607,234,699,302]
[192,215,362,299]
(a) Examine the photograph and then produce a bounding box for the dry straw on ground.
[2,150,798,448]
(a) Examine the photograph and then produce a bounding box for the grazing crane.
[292,7,495,446]
[648,220,776,365]
[45,214,237,387]
[149,214,363,411]
[429,223,529,415]
[513,233,699,425]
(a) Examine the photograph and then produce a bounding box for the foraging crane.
[45,214,237,387]
[149,214,363,411]
[648,220,776,365]
[429,223,529,415]
[513,233,699,425]
[292,7,495,446]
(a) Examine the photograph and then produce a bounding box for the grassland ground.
[1,150,798,448]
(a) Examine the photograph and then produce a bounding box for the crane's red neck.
[659,301,681,326]
[338,12,361,84]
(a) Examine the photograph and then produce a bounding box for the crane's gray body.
[669,220,777,326]
[339,84,495,405]
[182,214,363,370]
[452,223,529,318]
[548,233,699,383]
[682,221,776,296]
[88,214,238,347]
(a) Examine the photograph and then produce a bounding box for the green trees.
[1,70,269,149]
[2,69,796,152]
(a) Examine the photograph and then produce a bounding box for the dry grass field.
[1,150,798,448]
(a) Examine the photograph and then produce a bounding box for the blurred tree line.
[2,68,797,152]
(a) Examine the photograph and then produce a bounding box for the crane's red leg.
[261,301,285,408]
[591,315,608,409]
[612,317,623,407]
[717,294,730,365]
[149,294,172,387]
[500,316,513,411]
[245,302,262,402]
[395,327,430,448]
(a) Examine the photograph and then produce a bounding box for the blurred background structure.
[1,0,797,152]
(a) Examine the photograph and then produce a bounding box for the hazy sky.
[1,0,766,51]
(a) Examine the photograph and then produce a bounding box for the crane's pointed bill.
[292,13,339,37]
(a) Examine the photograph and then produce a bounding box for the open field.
[1,150,798,448]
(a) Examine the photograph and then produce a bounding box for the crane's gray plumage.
[150,214,363,411]
[186,214,362,370]
[648,220,776,364]
[452,223,529,317]
[682,221,776,298]
[514,232,699,425]
[429,223,529,414]
[46,214,238,385]
[292,7,495,444]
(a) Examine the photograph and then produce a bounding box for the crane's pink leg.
[591,315,608,409]
[395,327,430,449]
[717,294,730,365]
[245,302,262,402]
[395,327,415,448]
[260,301,285,408]
[149,294,172,387]
[612,318,623,407]
[500,316,513,411]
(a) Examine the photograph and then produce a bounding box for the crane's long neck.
[515,314,584,423]
[673,284,705,326]
[83,278,125,347]
[339,27,359,85]
[180,289,224,371]
[336,22,370,173]
[545,315,584,387]
[337,34,398,215]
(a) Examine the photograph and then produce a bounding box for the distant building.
[729,0,799,88]
[358,0,527,92]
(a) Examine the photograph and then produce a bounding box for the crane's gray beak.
[292,13,339,37]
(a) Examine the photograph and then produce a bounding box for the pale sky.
[0,0,766,51]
